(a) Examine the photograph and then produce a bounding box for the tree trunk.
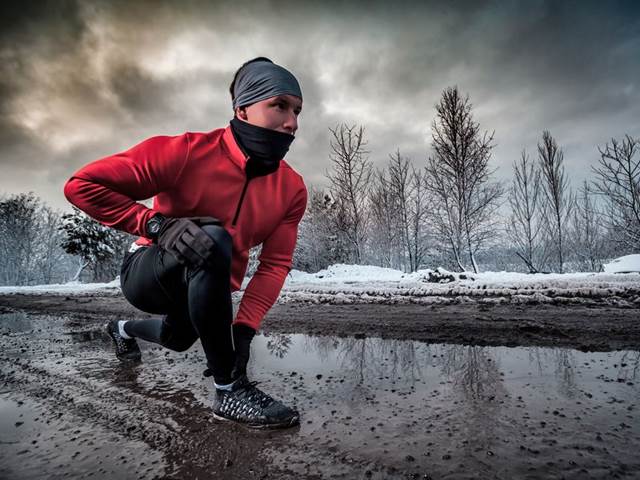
[72,260,90,282]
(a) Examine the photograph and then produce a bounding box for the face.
[235,94,302,135]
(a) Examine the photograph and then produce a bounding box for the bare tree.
[538,130,573,273]
[591,134,640,252]
[368,168,402,268]
[325,124,373,264]
[425,86,503,273]
[386,150,430,272]
[506,150,547,272]
[408,166,431,271]
[570,181,606,271]
[387,151,413,270]
[35,205,67,283]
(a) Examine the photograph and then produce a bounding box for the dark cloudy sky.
[1,0,639,211]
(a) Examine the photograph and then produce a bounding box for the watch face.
[149,222,160,234]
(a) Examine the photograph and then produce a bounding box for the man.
[63,57,307,429]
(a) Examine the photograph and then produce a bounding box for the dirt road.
[1,293,639,479]
[2,292,640,351]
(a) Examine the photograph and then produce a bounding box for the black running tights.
[119,224,235,384]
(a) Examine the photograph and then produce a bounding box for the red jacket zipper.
[232,176,251,226]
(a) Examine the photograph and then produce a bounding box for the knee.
[199,224,232,269]
[160,328,197,352]
[166,339,196,352]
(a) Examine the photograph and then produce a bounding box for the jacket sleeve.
[233,182,308,330]
[63,134,190,236]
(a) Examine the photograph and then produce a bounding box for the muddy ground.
[1,293,639,479]
[2,293,640,351]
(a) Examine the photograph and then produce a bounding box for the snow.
[1,259,639,308]
[278,263,640,307]
[289,264,406,283]
[0,278,121,295]
[603,254,640,273]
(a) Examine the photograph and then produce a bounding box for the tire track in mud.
[0,315,303,480]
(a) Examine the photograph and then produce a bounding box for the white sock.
[118,320,132,339]
[214,380,235,391]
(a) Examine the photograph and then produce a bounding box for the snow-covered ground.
[276,263,640,307]
[0,279,122,296]
[1,256,639,307]
[603,254,640,273]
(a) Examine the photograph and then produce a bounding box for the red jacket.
[63,125,308,330]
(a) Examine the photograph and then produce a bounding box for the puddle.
[252,333,640,478]
[0,311,33,334]
[1,312,639,479]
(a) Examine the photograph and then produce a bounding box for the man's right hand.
[156,216,222,268]
[231,323,256,379]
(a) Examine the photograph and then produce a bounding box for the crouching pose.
[63,57,307,429]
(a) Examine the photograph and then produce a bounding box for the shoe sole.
[212,412,300,430]
[104,322,142,362]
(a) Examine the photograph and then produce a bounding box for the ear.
[235,106,248,120]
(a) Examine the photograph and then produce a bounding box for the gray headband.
[232,61,302,110]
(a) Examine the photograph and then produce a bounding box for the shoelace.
[203,369,275,410]
[239,381,275,409]
[116,336,136,351]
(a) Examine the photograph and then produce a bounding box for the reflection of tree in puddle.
[0,312,33,334]
[303,335,428,386]
[438,345,508,453]
[526,347,579,398]
[525,347,640,396]
[526,347,546,376]
[554,349,577,398]
[263,333,292,358]
[440,345,503,400]
[302,335,340,363]
[0,312,36,361]
[615,351,640,381]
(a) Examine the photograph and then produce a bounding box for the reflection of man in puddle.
[64,58,306,429]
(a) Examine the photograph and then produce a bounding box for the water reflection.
[441,345,504,400]
[617,351,640,381]
[0,312,33,334]
[66,329,103,343]
[264,333,292,358]
[554,349,577,398]
[258,333,640,398]
[303,335,428,385]
[526,347,582,397]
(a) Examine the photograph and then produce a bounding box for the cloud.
[1,0,639,210]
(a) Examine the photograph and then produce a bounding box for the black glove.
[157,216,222,268]
[231,323,256,379]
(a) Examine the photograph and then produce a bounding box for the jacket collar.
[221,124,247,171]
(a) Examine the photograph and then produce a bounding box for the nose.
[283,111,298,135]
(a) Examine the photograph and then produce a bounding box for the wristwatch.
[146,213,166,240]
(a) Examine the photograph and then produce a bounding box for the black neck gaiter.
[229,117,295,178]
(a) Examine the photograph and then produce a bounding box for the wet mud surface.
[1,293,640,351]
[1,294,639,479]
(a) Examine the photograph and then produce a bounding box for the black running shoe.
[105,320,141,362]
[213,375,299,429]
